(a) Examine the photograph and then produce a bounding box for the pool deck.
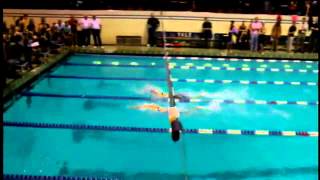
[73,45,318,60]
[3,45,318,104]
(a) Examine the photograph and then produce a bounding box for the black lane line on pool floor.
[46,75,318,86]
[21,92,318,106]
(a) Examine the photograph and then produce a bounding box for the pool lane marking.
[74,53,318,64]
[172,65,318,74]
[4,122,318,137]
[170,57,318,64]
[94,61,317,70]
[47,75,166,81]
[88,59,317,70]
[64,62,318,74]
[47,75,318,87]
[22,92,318,106]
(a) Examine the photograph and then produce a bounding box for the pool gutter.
[3,48,71,108]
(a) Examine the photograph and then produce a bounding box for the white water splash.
[270,108,291,120]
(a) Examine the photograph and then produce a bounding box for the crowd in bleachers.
[3,13,319,82]
[222,15,319,54]
[3,14,102,81]
[3,15,67,80]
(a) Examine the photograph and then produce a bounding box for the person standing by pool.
[80,16,91,46]
[226,21,238,53]
[68,16,78,46]
[249,17,262,52]
[287,20,297,53]
[258,22,266,54]
[238,21,248,50]
[202,17,212,48]
[91,15,102,47]
[147,13,160,47]
[308,17,318,53]
[271,17,282,52]
[297,17,308,53]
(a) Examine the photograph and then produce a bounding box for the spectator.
[308,14,313,30]
[27,18,36,33]
[3,21,9,34]
[287,21,297,53]
[226,21,238,53]
[297,17,308,52]
[80,16,92,46]
[38,17,50,38]
[18,14,29,32]
[249,17,262,52]
[202,17,212,48]
[271,19,282,52]
[23,32,34,69]
[309,17,319,52]
[63,21,72,46]
[91,15,102,47]
[56,20,65,32]
[68,16,78,46]
[147,13,160,47]
[15,16,23,27]
[238,21,249,50]
[258,22,266,54]
[76,18,84,46]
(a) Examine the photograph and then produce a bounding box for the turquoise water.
[4,54,318,179]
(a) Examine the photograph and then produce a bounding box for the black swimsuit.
[174,94,190,102]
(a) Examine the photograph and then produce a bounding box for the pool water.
[4,54,318,179]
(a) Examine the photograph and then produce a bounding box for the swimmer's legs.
[171,120,183,142]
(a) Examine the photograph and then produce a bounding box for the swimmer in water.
[130,103,168,112]
[149,88,195,102]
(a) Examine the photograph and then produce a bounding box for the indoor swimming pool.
[4,54,318,179]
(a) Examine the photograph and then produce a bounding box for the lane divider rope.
[81,59,317,70]
[170,78,318,86]
[4,174,118,180]
[171,57,318,64]
[22,92,318,106]
[63,62,318,74]
[4,122,318,137]
[74,53,318,64]
[170,65,318,74]
[47,75,318,87]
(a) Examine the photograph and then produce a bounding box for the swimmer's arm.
[128,105,141,110]
[181,106,203,115]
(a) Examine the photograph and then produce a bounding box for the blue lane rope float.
[47,75,318,87]
[4,174,119,180]
[22,92,318,106]
[3,122,318,137]
[63,62,318,74]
